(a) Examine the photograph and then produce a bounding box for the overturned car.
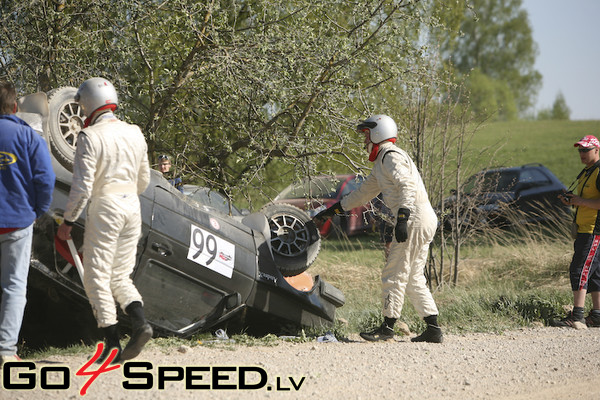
[16,88,344,347]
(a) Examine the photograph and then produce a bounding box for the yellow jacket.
[575,164,600,234]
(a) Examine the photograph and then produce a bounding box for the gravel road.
[3,326,600,400]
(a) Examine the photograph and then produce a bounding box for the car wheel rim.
[268,214,310,257]
[59,102,84,149]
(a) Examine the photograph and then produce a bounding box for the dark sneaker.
[411,325,443,343]
[120,323,153,361]
[550,311,586,328]
[585,313,600,327]
[360,324,395,341]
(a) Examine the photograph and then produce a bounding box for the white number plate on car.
[187,224,235,278]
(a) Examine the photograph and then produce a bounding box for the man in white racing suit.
[57,77,152,362]
[315,114,442,343]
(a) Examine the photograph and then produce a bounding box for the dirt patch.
[5,326,600,399]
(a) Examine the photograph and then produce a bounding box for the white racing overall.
[341,141,439,319]
[64,113,150,328]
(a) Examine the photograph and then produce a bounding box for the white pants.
[381,219,439,319]
[82,194,143,328]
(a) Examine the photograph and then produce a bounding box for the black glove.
[314,201,344,221]
[395,207,410,242]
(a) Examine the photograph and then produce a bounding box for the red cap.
[574,135,600,148]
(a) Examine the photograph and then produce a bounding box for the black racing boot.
[360,320,396,342]
[96,324,121,364]
[120,301,153,361]
[360,317,397,342]
[411,315,443,343]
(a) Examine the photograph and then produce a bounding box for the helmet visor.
[357,120,377,131]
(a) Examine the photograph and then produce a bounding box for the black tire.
[47,87,84,172]
[260,204,321,277]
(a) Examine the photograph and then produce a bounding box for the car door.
[133,180,258,337]
[514,168,555,220]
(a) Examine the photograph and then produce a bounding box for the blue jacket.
[0,114,55,228]
[168,176,184,193]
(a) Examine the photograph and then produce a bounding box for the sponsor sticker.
[209,217,220,230]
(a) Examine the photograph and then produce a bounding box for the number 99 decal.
[187,224,236,278]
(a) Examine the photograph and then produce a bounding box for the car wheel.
[260,204,321,277]
[47,87,84,171]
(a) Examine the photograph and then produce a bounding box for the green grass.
[310,228,583,338]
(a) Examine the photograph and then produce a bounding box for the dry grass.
[313,215,577,334]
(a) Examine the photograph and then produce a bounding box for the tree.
[465,68,517,120]
[537,92,571,120]
[0,0,439,203]
[437,0,542,119]
[0,0,493,286]
[550,92,571,120]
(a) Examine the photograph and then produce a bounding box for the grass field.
[311,229,579,337]
[466,119,600,186]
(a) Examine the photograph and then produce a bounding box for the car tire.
[260,203,321,277]
[47,87,85,172]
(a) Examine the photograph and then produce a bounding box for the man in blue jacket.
[0,81,55,365]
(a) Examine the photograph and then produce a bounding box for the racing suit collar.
[84,106,117,127]
[369,138,397,162]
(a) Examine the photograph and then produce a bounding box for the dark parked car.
[440,163,570,231]
[16,88,344,347]
[272,174,377,237]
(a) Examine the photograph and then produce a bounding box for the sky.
[521,0,600,120]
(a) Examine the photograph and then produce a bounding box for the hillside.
[467,119,600,186]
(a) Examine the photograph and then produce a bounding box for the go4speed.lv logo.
[1,343,307,395]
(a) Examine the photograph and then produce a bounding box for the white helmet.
[357,114,397,144]
[75,77,118,117]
